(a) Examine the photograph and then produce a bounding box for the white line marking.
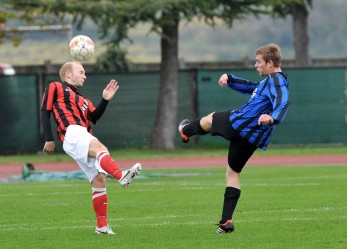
[1,216,345,231]
[0,208,345,231]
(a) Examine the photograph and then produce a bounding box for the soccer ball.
[69,35,95,62]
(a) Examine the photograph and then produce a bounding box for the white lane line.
[0,210,346,231]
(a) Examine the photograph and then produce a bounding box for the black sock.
[183,118,209,137]
[220,187,241,223]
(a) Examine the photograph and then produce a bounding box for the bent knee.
[89,139,108,157]
[226,165,240,176]
[200,114,213,130]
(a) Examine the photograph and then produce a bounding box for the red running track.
[1,154,346,180]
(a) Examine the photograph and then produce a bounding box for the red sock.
[92,188,108,228]
[97,151,122,180]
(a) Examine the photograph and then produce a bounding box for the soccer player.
[40,61,142,235]
[178,43,289,233]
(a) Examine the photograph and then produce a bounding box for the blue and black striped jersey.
[227,72,290,150]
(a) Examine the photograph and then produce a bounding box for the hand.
[218,74,228,87]
[258,114,274,126]
[43,141,55,153]
[102,79,120,101]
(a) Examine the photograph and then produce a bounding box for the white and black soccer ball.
[69,35,95,62]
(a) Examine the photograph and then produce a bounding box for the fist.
[258,114,274,126]
[43,141,55,153]
[218,74,228,87]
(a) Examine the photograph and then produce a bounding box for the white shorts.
[63,125,107,183]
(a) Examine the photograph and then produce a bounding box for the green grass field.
[1,145,347,164]
[1,164,346,249]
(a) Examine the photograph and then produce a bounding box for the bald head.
[59,62,86,88]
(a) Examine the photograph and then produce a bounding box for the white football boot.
[95,225,116,235]
[118,163,142,187]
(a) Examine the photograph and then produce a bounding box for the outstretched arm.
[88,79,120,124]
[218,73,259,95]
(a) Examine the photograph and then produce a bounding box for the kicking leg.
[89,139,142,187]
[178,113,213,142]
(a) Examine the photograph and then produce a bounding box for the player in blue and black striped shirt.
[178,43,290,234]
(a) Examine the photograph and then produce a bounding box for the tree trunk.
[292,2,310,66]
[150,11,179,149]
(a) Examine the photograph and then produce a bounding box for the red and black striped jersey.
[41,81,96,142]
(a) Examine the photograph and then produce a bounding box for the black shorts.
[212,111,257,173]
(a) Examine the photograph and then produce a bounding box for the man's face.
[255,54,271,76]
[68,63,86,88]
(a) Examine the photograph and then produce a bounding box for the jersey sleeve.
[86,98,110,124]
[41,82,57,111]
[40,110,54,141]
[40,82,58,141]
[227,74,259,96]
[268,76,290,124]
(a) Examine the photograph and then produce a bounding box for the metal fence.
[196,67,347,147]
[0,67,345,154]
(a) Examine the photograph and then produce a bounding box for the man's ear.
[65,70,72,78]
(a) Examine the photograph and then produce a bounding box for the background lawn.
[0,164,346,249]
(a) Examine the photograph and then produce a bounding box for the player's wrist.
[227,74,233,83]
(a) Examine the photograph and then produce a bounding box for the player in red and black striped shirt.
[41,61,142,235]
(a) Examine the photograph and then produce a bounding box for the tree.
[272,0,313,66]
[136,0,276,149]
[91,0,272,149]
[95,43,133,72]
[3,0,288,149]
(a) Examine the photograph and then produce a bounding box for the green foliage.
[0,165,346,248]
[94,43,133,72]
[0,1,346,64]
[271,0,313,18]
[1,0,289,65]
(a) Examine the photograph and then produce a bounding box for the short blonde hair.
[59,62,81,82]
[256,43,282,67]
